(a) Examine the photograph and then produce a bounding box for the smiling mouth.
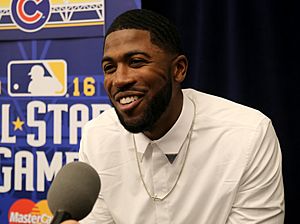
[119,96,139,105]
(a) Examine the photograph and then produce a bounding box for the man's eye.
[103,64,115,73]
[130,58,146,67]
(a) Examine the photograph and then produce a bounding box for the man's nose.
[113,64,135,89]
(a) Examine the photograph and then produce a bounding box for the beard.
[114,75,173,133]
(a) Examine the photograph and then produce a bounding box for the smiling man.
[102,28,185,139]
[77,9,284,224]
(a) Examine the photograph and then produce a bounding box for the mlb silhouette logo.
[8,60,67,97]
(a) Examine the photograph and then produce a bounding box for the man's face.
[102,29,175,133]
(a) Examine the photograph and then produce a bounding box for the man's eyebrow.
[101,56,112,65]
[101,51,151,64]
[124,51,151,59]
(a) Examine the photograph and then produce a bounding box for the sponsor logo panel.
[8,199,53,224]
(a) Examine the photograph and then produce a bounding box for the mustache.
[115,84,139,92]
[112,85,146,97]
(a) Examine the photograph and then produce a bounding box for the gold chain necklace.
[133,98,196,201]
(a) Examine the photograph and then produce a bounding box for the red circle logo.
[8,199,53,224]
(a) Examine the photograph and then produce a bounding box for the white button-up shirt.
[79,89,284,224]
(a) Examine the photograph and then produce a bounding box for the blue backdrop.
[0,0,141,223]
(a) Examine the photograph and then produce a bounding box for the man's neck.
[143,90,183,140]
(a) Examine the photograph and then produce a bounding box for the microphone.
[47,161,101,223]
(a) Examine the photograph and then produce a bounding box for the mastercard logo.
[8,199,53,224]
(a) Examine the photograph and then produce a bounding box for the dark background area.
[142,0,299,223]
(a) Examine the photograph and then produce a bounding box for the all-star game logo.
[10,0,51,32]
[0,0,105,36]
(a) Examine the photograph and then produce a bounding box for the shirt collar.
[134,94,194,155]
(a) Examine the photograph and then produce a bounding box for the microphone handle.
[50,210,72,224]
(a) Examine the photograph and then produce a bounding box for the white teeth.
[120,96,139,105]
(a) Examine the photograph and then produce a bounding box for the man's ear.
[172,55,188,83]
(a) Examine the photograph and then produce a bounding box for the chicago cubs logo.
[11,0,51,32]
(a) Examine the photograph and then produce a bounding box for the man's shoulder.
[79,107,131,168]
[83,107,121,132]
[184,88,269,129]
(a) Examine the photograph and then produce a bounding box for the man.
[69,9,284,223]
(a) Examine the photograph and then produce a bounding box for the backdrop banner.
[0,0,140,223]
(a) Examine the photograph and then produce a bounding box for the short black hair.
[105,9,184,55]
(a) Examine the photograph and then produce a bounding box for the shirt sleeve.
[226,119,285,224]
[78,125,115,224]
